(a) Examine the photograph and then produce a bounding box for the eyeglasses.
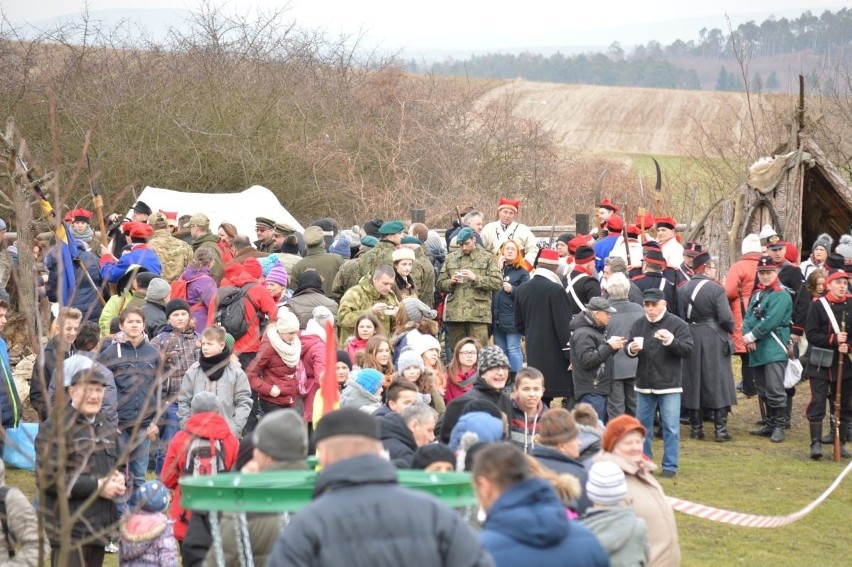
[459,350,478,356]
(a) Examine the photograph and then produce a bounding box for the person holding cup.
[626,288,695,478]
[337,265,400,344]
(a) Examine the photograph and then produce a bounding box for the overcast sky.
[4,1,842,51]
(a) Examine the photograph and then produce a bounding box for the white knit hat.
[741,234,762,255]
[585,460,627,506]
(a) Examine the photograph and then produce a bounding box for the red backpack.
[170,276,202,305]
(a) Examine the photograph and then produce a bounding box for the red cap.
[626,224,641,238]
[606,215,623,232]
[568,234,594,254]
[683,241,703,256]
[602,414,647,452]
[598,198,620,212]
[160,210,178,220]
[655,217,676,230]
[575,246,596,265]
[538,248,560,266]
[826,269,848,285]
[127,222,153,240]
[635,211,655,229]
[497,198,521,213]
[64,211,74,223]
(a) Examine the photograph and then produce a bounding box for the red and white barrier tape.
[666,459,852,528]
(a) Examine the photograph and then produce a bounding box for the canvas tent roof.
[133,185,304,237]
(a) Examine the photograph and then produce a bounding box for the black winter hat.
[166,298,192,318]
[313,408,380,444]
[411,443,456,470]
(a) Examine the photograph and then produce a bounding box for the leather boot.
[770,407,785,443]
[840,422,851,459]
[784,392,793,429]
[689,409,705,439]
[809,422,823,460]
[714,409,732,442]
[756,397,767,425]
[821,413,836,444]
[750,404,774,437]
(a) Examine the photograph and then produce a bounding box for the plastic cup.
[633,337,645,350]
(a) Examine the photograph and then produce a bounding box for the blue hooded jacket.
[481,478,609,567]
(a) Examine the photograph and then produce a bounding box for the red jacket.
[299,330,327,424]
[724,252,761,353]
[160,412,239,540]
[247,333,300,406]
[208,266,278,354]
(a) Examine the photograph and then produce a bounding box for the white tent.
[133,185,304,238]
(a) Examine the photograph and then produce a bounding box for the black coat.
[46,243,103,322]
[528,445,591,513]
[492,265,530,332]
[438,378,512,445]
[804,295,852,381]
[30,336,75,422]
[380,412,417,468]
[634,272,678,315]
[514,273,575,398]
[566,270,601,314]
[677,275,736,409]
[35,406,120,546]
[266,455,492,567]
[569,313,615,400]
[628,311,694,393]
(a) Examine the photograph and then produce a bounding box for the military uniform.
[331,258,361,301]
[147,228,193,283]
[436,245,502,350]
[411,247,436,308]
[356,240,397,280]
[289,247,344,297]
[337,275,399,343]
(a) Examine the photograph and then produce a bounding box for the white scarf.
[303,318,327,342]
[266,326,301,367]
[532,268,562,286]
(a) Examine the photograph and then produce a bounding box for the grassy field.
[6,391,850,566]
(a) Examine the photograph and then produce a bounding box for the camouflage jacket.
[147,229,193,283]
[436,246,502,323]
[337,274,399,343]
[355,240,397,279]
[331,258,360,301]
[411,247,436,308]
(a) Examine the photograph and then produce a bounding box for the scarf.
[532,268,562,286]
[73,225,94,243]
[199,347,231,381]
[303,318,327,342]
[756,280,781,293]
[266,326,301,367]
[826,293,849,305]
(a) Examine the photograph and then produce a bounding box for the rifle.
[835,309,847,462]
[87,151,108,249]
[621,202,634,268]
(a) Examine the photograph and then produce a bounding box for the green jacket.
[331,258,360,301]
[98,290,133,337]
[192,232,224,283]
[742,286,792,367]
[412,247,436,308]
[289,246,344,297]
[436,247,502,324]
[338,275,399,342]
[356,240,397,279]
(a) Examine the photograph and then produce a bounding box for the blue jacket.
[46,242,103,322]
[594,235,619,273]
[481,478,609,567]
[97,337,160,429]
[100,245,162,284]
[492,265,530,332]
[0,338,21,428]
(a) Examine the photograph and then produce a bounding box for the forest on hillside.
[422,8,852,93]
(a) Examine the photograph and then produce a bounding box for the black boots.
[750,407,774,437]
[756,397,768,425]
[840,422,851,459]
[714,409,732,442]
[784,394,793,429]
[689,409,705,440]
[770,407,785,443]
[809,422,823,460]
[821,413,836,444]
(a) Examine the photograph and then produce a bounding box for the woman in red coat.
[247,312,302,416]
[160,392,239,541]
[724,233,762,397]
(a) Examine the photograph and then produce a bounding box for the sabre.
[834,308,847,462]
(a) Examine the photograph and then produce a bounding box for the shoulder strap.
[686,279,711,321]
[566,273,587,310]
[819,297,842,335]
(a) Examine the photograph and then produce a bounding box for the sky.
[4,1,843,53]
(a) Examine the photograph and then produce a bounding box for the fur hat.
[413,334,441,357]
[813,233,833,253]
[138,480,169,513]
[397,349,425,374]
[392,247,415,263]
[602,414,647,452]
[477,345,510,374]
[741,234,762,255]
[586,460,628,506]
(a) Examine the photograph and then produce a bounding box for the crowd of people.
[0,195,848,567]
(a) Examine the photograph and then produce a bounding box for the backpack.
[0,486,16,559]
[170,275,203,305]
[183,436,227,477]
[213,284,259,339]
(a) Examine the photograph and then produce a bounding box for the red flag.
[321,321,339,415]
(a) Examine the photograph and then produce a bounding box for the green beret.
[360,235,379,248]
[456,227,475,244]
[401,235,422,245]
[378,220,404,235]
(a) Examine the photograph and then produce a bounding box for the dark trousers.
[738,352,757,396]
[806,376,852,423]
[607,378,636,418]
[52,545,106,567]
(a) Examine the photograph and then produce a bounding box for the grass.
[6,392,850,567]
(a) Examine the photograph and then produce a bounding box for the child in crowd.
[393,349,446,415]
[344,313,382,363]
[361,335,395,387]
[444,337,480,403]
[312,350,353,423]
[415,334,448,395]
[339,367,384,414]
[509,367,547,452]
[119,480,178,566]
[573,402,604,464]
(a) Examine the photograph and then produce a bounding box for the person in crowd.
[176,247,219,333]
[376,379,420,417]
[36,368,125,567]
[744,256,794,444]
[264,264,290,312]
[100,221,162,283]
[66,208,94,244]
[150,299,201,475]
[440,345,513,444]
[566,245,600,314]
[654,216,684,270]
[528,408,590,513]
[0,458,46,564]
[411,443,456,472]
[118,480,178,566]
[253,217,278,253]
[391,247,417,300]
[328,232,351,260]
[178,325,253,437]
[340,367,384,414]
[359,334,395,386]
[289,226,343,296]
[338,265,399,343]
[147,211,193,283]
[217,222,238,264]
[247,312,303,417]
[283,269,339,329]
[573,403,603,463]
[299,305,335,429]
[570,296,627,422]
[106,200,151,256]
[804,268,852,459]
[379,400,438,468]
[581,460,650,567]
[633,248,677,312]
[402,234,437,308]
[594,214,623,273]
[609,225,645,277]
[444,337,481,403]
[414,333,447,394]
[393,349,445,415]
[356,219,405,279]
[187,213,224,283]
[31,306,82,421]
[390,297,437,364]
[312,350,353,423]
[142,277,170,338]
[509,367,547,451]
[492,239,530,378]
[677,250,737,442]
[605,273,644,418]
[344,312,382,363]
[267,408,491,566]
[800,233,832,278]
[449,411,504,451]
[446,210,484,249]
[594,414,680,567]
[45,234,104,322]
[603,255,643,304]
[514,249,575,407]
[97,307,160,506]
[473,443,609,567]
[480,198,538,262]
[273,231,304,273]
[626,288,694,477]
[437,226,502,350]
[725,233,763,401]
[227,234,268,267]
